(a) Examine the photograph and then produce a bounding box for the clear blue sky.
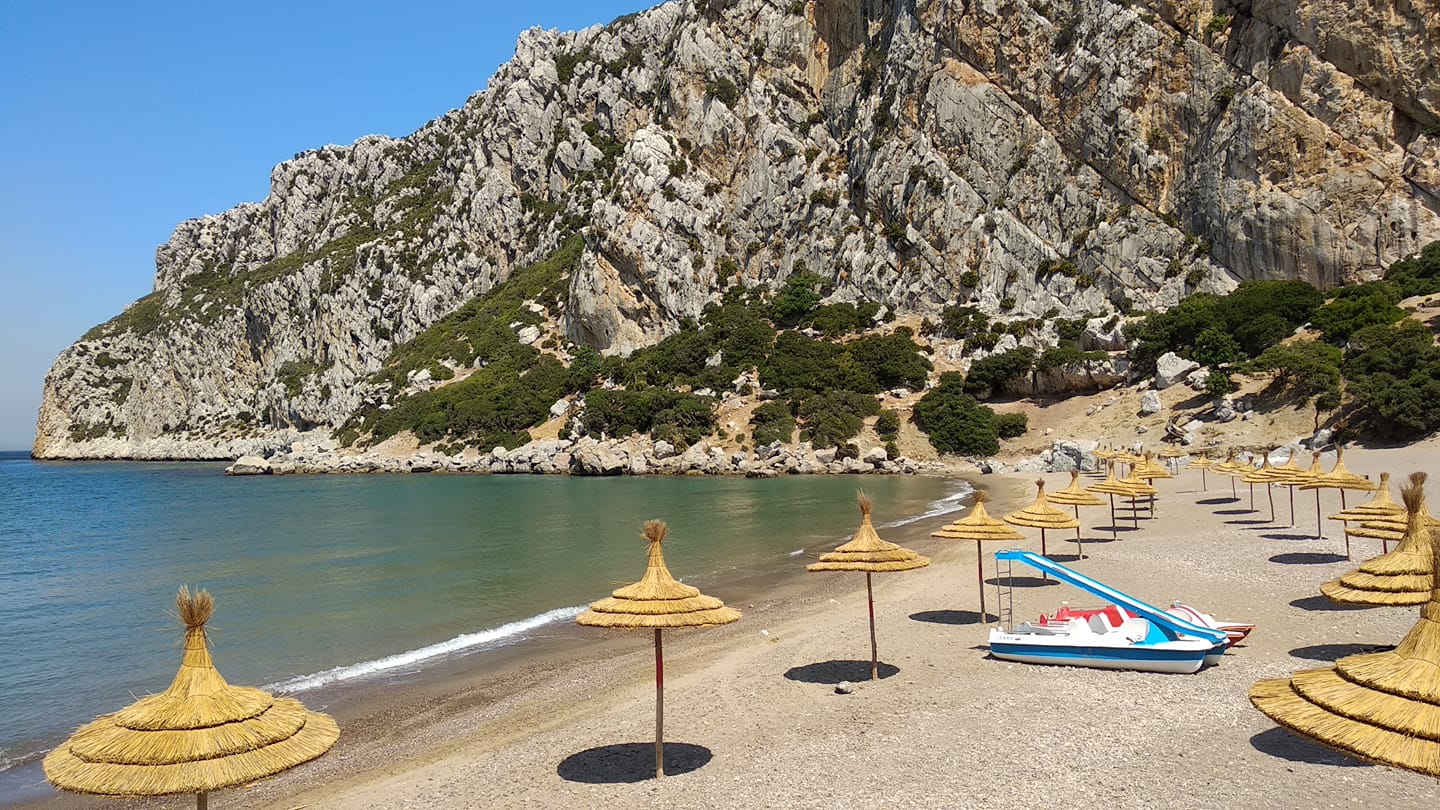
[0,0,648,451]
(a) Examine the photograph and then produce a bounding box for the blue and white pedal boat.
[985,551,1229,674]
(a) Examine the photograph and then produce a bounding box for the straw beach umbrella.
[1331,472,1405,553]
[931,490,1023,620]
[1118,466,1160,525]
[1047,469,1106,557]
[1250,499,1440,776]
[1189,454,1214,491]
[1320,474,1437,607]
[1087,462,1142,540]
[1004,479,1081,569]
[44,587,338,810]
[1158,445,1186,472]
[577,520,740,777]
[1240,453,1282,520]
[809,493,929,681]
[1212,450,1246,500]
[1301,449,1378,553]
[1270,451,1323,528]
[1132,453,1172,516]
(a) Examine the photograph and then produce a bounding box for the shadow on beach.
[1260,532,1323,541]
[557,742,712,783]
[1289,643,1395,662]
[1213,508,1256,515]
[1289,595,1373,612]
[1270,552,1347,565]
[1248,727,1369,767]
[982,575,1060,588]
[910,609,990,626]
[1197,497,1241,505]
[783,660,899,683]
[1225,518,1273,526]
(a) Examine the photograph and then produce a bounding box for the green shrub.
[797,390,880,448]
[963,346,1036,399]
[1204,369,1235,398]
[707,75,741,106]
[846,329,933,391]
[769,271,826,326]
[874,408,900,439]
[1246,339,1342,405]
[1383,240,1440,298]
[1125,279,1321,374]
[1343,319,1440,438]
[996,412,1028,439]
[1312,281,1406,344]
[940,304,989,339]
[913,372,1000,456]
[751,401,795,445]
[801,302,879,336]
[1190,326,1241,367]
[583,388,716,446]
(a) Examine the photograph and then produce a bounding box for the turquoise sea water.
[0,450,966,795]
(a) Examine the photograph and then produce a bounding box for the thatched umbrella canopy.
[1268,451,1323,528]
[1047,470,1107,555]
[1331,473,1406,554]
[1004,479,1081,572]
[44,588,338,810]
[578,520,740,777]
[1240,453,1283,519]
[1118,466,1160,524]
[1158,445,1186,472]
[1250,491,1440,776]
[1087,462,1143,539]
[1212,450,1247,499]
[809,493,929,681]
[1320,474,1437,607]
[931,490,1023,620]
[1188,454,1215,491]
[1301,449,1380,553]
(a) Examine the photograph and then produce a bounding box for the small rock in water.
[835,681,855,695]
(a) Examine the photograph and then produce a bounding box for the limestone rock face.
[1154,352,1202,390]
[35,0,1440,458]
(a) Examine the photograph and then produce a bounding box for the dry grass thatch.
[930,491,1024,543]
[1302,448,1379,493]
[1003,479,1081,530]
[44,587,338,797]
[1330,472,1404,522]
[577,521,741,629]
[1046,470,1106,508]
[1321,474,1436,606]
[808,492,929,573]
[1251,531,1440,776]
[1087,463,1143,497]
[1188,455,1215,470]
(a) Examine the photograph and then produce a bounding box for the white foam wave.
[268,605,585,693]
[881,482,975,527]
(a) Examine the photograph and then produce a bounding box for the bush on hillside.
[963,346,1036,399]
[996,412,1028,439]
[750,401,795,445]
[1383,240,1440,298]
[769,271,827,326]
[1343,319,1440,438]
[797,390,880,448]
[1311,282,1406,344]
[582,388,716,446]
[1124,279,1322,374]
[913,372,1000,456]
[874,408,900,440]
[1246,340,1342,409]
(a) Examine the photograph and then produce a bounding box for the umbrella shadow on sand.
[784,659,900,683]
[1270,552,1348,565]
[1249,728,1369,767]
[1289,595,1373,612]
[557,743,713,783]
[1289,643,1396,662]
[910,609,991,626]
[1260,532,1321,541]
[1197,497,1241,505]
[983,575,1060,588]
[1213,508,1257,515]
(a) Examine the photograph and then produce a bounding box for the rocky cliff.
[34,0,1440,459]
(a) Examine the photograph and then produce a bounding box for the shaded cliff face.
[34,0,1440,458]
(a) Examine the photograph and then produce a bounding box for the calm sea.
[0,450,966,798]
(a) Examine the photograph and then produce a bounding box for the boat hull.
[988,632,1212,674]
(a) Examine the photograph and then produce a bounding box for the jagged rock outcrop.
[36,0,1440,458]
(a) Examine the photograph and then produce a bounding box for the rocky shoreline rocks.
[224,434,951,477]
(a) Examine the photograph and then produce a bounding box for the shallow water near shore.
[0,450,966,800]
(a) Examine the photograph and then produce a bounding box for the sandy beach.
[18,442,1440,809]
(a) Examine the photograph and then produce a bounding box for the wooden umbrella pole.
[1108,495,1117,540]
[1248,481,1255,511]
[1266,484,1275,522]
[1288,486,1296,527]
[197,792,207,810]
[1131,497,1140,528]
[1314,490,1323,540]
[1201,468,1207,491]
[1040,529,1049,580]
[866,573,879,681]
[1231,475,1237,498]
[1344,529,1352,560]
[654,629,665,778]
[1072,504,1084,559]
[975,540,986,621]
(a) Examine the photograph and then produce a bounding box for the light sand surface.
[24,442,1440,809]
